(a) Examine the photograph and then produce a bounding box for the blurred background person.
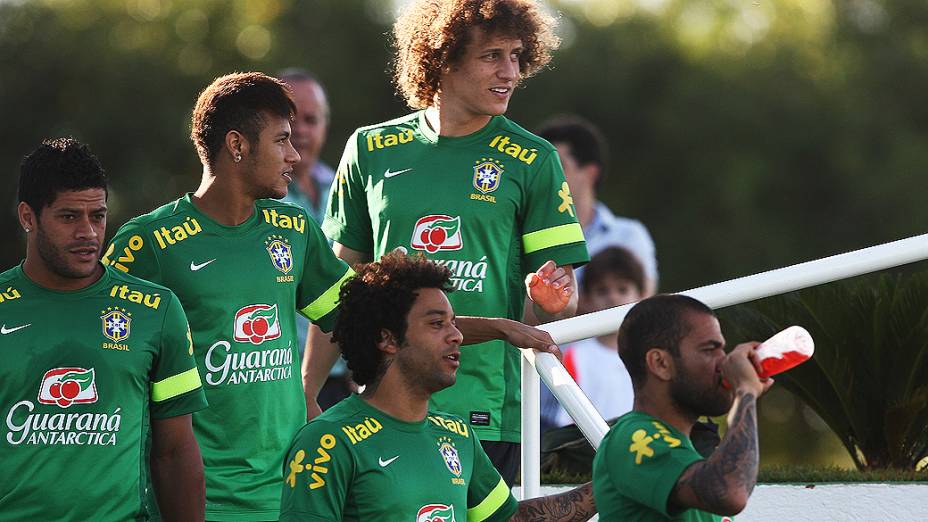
[552,247,644,428]
[278,68,352,410]
[538,115,658,296]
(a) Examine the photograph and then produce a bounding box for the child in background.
[552,247,645,427]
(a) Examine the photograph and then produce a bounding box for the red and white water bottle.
[754,325,814,378]
[723,326,814,387]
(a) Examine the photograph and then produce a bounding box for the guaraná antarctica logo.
[410,215,463,253]
[5,367,122,447]
[417,504,457,522]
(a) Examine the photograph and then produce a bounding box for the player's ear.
[377,329,399,355]
[645,347,674,382]
[18,202,36,234]
[224,130,247,163]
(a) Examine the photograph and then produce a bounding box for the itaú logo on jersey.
[417,504,456,522]
[38,368,98,408]
[410,215,463,254]
[233,304,281,345]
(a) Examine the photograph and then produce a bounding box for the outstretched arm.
[455,316,562,359]
[510,482,596,522]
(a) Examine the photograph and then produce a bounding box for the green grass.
[539,466,928,485]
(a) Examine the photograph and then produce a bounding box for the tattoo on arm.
[670,392,759,514]
[511,482,596,522]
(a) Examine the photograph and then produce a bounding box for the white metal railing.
[518,232,928,499]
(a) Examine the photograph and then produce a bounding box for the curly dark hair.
[333,253,453,387]
[618,294,715,389]
[392,0,560,109]
[18,137,107,216]
[190,72,296,166]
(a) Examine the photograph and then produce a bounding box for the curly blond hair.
[392,0,560,109]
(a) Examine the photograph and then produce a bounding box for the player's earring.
[234,153,242,163]
[23,227,30,233]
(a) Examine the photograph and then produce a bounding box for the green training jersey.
[592,412,734,522]
[280,394,518,521]
[0,263,206,521]
[104,194,353,521]
[323,112,589,442]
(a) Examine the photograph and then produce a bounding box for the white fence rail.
[519,233,928,498]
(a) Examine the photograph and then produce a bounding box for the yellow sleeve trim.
[522,222,585,254]
[467,477,511,522]
[301,267,355,320]
[151,367,201,403]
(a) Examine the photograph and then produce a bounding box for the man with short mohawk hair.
[105,72,354,520]
[305,0,589,485]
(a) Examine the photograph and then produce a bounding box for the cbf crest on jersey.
[265,235,294,274]
[473,158,504,194]
[437,436,463,477]
[101,307,132,342]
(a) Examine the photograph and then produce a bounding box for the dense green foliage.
[3,0,928,291]
[719,266,928,470]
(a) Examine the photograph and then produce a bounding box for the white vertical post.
[520,355,541,500]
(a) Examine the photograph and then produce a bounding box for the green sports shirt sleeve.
[150,293,208,419]
[279,422,354,521]
[322,131,375,253]
[103,219,162,281]
[519,150,589,272]
[596,414,704,519]
[466,433,518,521]
[295,218,354,333]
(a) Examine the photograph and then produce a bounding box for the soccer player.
[103,72,355,520]
[306,0,589,484]
[2,138,207,521]
[592,295,772,521]
[281,253,596,521]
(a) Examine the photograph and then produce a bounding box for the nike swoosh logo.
[378,455,399,467]
[190,259,217,271]
[384,168,413,178]
[1,324,31,335]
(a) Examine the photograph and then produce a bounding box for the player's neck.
[424,105,493,137]
[633,388,696,437]
[362,374,430,423]
[192,166,257,226]
[575,190,596,229]
[22,254,104,292]
[293,164,319,205]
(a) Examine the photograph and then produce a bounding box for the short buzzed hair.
[618,294,715,389]
[19,138,107,217]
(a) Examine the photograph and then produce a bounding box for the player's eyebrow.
[57,204,108,213]
[423,309,450,318]
[277,130,291,139]
[699,340,724,350]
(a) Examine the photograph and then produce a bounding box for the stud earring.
[234,154,242,163]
